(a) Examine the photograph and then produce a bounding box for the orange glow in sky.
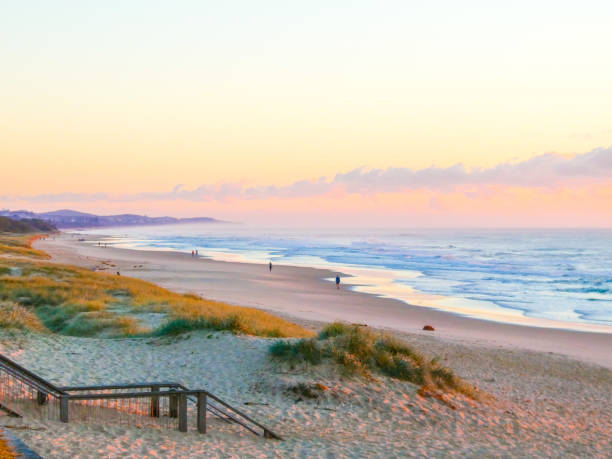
[1,2,611,226]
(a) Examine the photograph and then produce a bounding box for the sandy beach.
[0,232,609,458]
[2,321,611,457]
[35,234,612,369]
[5,2,612,456]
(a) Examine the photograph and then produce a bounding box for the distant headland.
[0,209,224,229]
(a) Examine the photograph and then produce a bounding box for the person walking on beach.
[336,274,341,290]
[269,261,272,272]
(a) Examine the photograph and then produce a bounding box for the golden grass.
[0,234,50,259]
[271,322,480,399]
[0,233,312,338]
[0,432,16,459]
[0,301,46,331]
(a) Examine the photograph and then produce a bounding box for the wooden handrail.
[64,388,281,439]
[0,354,66,396]
[0,353,282,439]
[59,382,182,391]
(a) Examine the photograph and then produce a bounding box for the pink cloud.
[3,147,610,204]
[2,147,612,227]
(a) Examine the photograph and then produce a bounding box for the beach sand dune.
[1,233,605,457]
[36,235,612,369]
[2,329,610,458]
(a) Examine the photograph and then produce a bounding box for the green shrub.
[270,338,324,364]
[318,322,348,339]
[61,315,108,336]
[152,315,251,336]
[269,322,477,397]
[36,305,77,332]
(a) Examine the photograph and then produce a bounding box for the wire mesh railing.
[0,369,62,421]
[0,354,282,439]
[0,354,64,422]
[61,389,179,431]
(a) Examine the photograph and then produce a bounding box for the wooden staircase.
[0,353,281,439]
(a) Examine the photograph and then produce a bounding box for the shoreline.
[36,233,612,369]
[113,238,612,334]
[2,231,609,457]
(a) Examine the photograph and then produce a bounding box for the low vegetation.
[0,233,312,338]
[0,234,51,259]
[0,433,16,459]
[270,322,478,398]
[153,315,286,337]
[0,301,46,331]
[0,216,56,234]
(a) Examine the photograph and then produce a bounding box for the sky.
[1,1,611,226]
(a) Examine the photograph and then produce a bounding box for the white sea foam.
[74,225,612,329]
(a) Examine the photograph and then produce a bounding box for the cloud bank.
[3,147,611,204]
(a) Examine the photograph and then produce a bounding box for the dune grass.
[0,234,50,259]
[0,432,16,459]
[0,234,312,338]
[0,301,46,332]
[270,322,478,398]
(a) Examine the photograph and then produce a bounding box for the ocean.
[75,225,612,332]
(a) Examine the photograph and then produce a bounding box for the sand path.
[2,329,610,458]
